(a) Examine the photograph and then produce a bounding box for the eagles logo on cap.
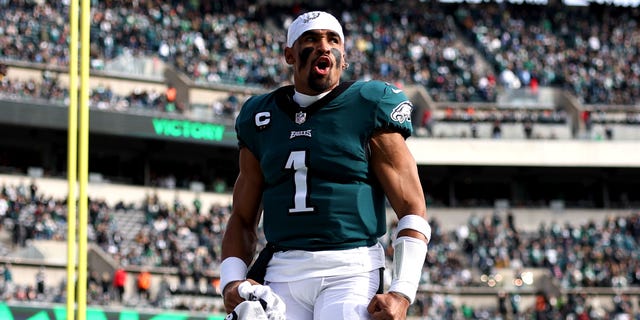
[302,12,321,23]
[286,11,344,48]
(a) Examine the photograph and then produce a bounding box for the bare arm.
[369,130,427,241]
[368,130,428,320]
[222,147,264,264]
[221,147,264,312]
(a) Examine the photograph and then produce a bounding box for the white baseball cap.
[286,11,344,48]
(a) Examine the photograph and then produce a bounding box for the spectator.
[534,291,552,320]
[137,269,152,301]
[523,117,534,139]
[1,262,13,298]
[498,291,509,317]
[421,109,434,137]
[491,120,502,139]
[100,271,112,302]
[35,266,46,298]
[3,262,13,285]
[165,84,177,113]
[0,194,8,227]
[605,125,613,140]
[582,111,593,137]
[154,274,171,308]
[177,261,189,290]
[0,63,7,80]
[113,266,127,303]
[470,120,478,138]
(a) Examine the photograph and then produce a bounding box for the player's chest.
[256,108,368,164]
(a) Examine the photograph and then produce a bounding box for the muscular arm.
[221,147,264,312]
[369,130,427,241]
[222,147,264,265]
[368,130,428,320]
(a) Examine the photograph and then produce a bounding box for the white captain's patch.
[390,101,413,124]
[255,112,271,126]
[290,129,312,139]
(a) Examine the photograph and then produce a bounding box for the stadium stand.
[0,174,639,318]
[1,0,640,319]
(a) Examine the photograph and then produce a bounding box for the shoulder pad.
[359,80,404,102]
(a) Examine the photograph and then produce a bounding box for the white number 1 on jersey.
[285,151,314,213]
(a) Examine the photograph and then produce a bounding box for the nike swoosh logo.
[391,88,402,94]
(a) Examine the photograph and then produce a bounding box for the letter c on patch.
[255,112,271,127]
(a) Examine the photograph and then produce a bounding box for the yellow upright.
[65,0,79,318]
[76,0,91,319]
[66,1,90,319]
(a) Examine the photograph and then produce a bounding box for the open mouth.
[313,56,332,75]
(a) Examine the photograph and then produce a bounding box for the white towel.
[226,281,286,320]
[225,300,269,320]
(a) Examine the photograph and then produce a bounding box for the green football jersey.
[235,80,414,251]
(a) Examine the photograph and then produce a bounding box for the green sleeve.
[360,81,414,138]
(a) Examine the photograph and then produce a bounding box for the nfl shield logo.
[295,111,307,124]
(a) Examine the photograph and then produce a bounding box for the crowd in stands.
[0,75,245,121]
[3,1,640,107]
[437,210,640,289]
[4,1,640,142]
[585,108,640,126]
[434,106,568,125]
[452,2,640,105]
[402,210,640,318]
[418,106,573,140]
[1,179,639,317]
[0,0,498,102]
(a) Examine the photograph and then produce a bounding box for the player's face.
[286,30,345,95]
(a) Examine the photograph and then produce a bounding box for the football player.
[220,11,430,320]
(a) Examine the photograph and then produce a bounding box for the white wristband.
[388,236,428,304]
[220,257,248,294]
[395,214,431,242]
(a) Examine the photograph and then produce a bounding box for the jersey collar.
[274,81,355,124]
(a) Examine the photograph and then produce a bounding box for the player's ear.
[342,53,349,69]
[284,47,295,65]
[341,52,348,69]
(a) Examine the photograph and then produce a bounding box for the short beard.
[308,73,335,92]
[300,48,343,93]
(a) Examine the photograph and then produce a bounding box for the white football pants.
[266,269,381,320]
